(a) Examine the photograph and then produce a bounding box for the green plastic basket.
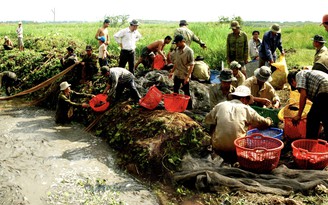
[250,105,281,126]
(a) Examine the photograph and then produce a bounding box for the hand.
[292,115,301,126]
[91,95,96,98]
[169,72,173,79]
[261,98,272,107]
[184,76,190,84]
[273,100,280,109]
[82,103,89,108]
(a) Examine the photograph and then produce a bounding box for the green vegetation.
[0,21,325,70]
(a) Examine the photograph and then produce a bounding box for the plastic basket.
[292,139,328,169]
[284,117,306,140]
[250,106,280,126]
[163,93,190,112]
[247,127,283,140]
[234,133,284,172]
[89,94,110,112]
[139,85,163,110]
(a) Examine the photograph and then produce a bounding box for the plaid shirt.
[296,70,328,101]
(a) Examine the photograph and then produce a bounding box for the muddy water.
[0,105,159,205]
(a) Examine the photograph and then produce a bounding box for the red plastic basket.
[234,133,284,172]
[89,94,110,112]
[163,93,190,112]
[284,117,307,140]
[139,85,163,110]
[292,139,328,169]
[284,118,322,140]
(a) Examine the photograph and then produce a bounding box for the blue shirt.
[259,31,283,61]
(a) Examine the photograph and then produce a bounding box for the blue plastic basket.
[247,127,283,140]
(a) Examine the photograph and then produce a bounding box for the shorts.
[18,37,24,47]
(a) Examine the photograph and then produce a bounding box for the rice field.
[0,21,325,69]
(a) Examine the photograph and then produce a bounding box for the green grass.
[0,21,325,69]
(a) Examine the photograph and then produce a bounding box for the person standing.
[169,34,194,109]
[113,19,142,74]
[226,20,248,77]
[312,35,328,74]
[55,81,94,124]
[321,14,328,32]
[95,19,110,45]
[287,69,328,139]
[313,34,327,63]
[79,45,98,82]
[98,36,109,67]
[258,24,285,71]
[101,66,141,104]
[248,30,262,61]
[16,21,24,51]
[205,85,272,161]
[174,20,206,48]
[60,46,77,70]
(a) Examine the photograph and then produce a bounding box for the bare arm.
[95,28,101,40]
[103,83,110,94]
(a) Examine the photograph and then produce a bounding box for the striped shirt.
[296,70,328,101]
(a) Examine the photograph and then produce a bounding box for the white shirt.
[98,44,107,58]
[16,27,23,38]
[205,99,271,152]
[113,27,141,50]
[248,38,262,60]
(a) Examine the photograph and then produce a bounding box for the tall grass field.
[0,21,326,69]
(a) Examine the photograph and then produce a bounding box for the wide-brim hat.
[230,61,241,69]
[271,24,281,33]
[254,66,272,82]
[130,19,139,26]
[195,55,204,61]
[60,81,71,90]
[312,34,326,43]
[230,21,240,29]
[229,85,251,97]
[217,69,237,82]
[179,20,188,25]
[85,45,92,50]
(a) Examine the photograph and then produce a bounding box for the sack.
[271,56,288,90]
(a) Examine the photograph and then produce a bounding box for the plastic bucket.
[89,94,110,112]
[139,85,163,110]
[163,93,190,112]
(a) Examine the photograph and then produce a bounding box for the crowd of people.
[2,15,328,163]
